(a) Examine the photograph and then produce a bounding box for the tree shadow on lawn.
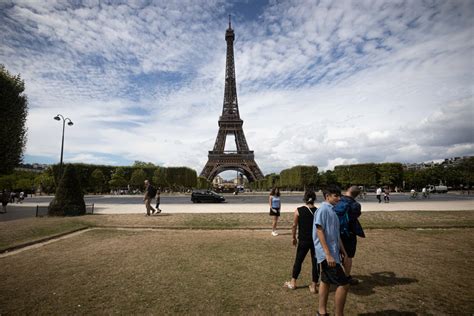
[350,271,418,296]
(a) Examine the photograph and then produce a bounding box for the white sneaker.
[271,231,278,236]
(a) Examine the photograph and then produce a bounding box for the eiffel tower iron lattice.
[200,17,264,182]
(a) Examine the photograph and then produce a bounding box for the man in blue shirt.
[313,185,349,316]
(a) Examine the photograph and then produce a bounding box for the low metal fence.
[35,204,95,217]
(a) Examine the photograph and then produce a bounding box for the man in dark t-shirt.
[143,180,157,216]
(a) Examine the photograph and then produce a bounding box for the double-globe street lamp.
[54,114,73,177]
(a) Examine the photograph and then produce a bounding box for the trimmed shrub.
[48,165,85,216]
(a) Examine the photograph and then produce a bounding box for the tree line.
[249,158,473,191]
[1,158,472,194]
[0,161,209,194]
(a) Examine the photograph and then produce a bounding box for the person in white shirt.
[376,187,382,203]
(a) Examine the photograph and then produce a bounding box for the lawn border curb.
[0,226,89,254]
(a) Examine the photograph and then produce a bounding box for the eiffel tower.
[200,17,264,182]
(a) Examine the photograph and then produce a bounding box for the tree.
[458,157,474,187]
[266,173,280,189]
[133,161,156,168]
[0,65,28,175]
[90,168,106,193]
[0,174,16,190]
[196,176,210,189]
[153,167,168,189]
[163,167,198,191]
[109,167,128,190]
[14,178,33,191]
[130,168,147,189]
[334,163,378,188]
[318,170,338,188]
[280,165,318,190]
[378,163,404,188]
[34,173,56,194]
[48,165,85,216]
[0,170,36,193]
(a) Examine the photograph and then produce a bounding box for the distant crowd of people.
[0,190,26,214]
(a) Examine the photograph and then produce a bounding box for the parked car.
[191,190,226,203]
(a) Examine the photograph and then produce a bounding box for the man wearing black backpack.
[144,180,158,216]
[334,186,366,286]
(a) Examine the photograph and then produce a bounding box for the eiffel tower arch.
[200,17,264,183]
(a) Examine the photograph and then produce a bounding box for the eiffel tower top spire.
[223,14,238,119]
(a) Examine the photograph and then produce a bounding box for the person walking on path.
[383,187,390,203]
[422,187,429,199]
[376,187,382,203]
[154,188,162,214]
[313,185,349,316]
[269,187,281,236]
[334,186,365,286]
[284,189,319,293]
[10,191,16,204]
[1,189,9,214]
[19,191,25,203]
[143,180,157,216]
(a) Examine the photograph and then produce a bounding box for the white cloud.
[326,158,359,171]
[1,0,473,177]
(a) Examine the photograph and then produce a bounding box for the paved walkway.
[93,200,474,214]
[10,200,474,215]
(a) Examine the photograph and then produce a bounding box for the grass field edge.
[0,226,90,254]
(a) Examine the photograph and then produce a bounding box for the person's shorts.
[269,207,280,216]
[320,260,349,286]
[341,234,357,258]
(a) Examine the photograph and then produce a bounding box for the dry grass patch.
[1,211,473,252]
[359,211,474,228]
[0,228,473,315]
[68,211,474,229]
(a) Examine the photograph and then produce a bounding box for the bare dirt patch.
[0,228,473,315]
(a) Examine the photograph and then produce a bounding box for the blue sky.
[1,0,473,178]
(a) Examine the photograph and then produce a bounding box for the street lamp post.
[54,114,73,177]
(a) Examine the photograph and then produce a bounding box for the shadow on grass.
[351,271,418,296]
[358,310,417,316]
[293,271,418,297]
